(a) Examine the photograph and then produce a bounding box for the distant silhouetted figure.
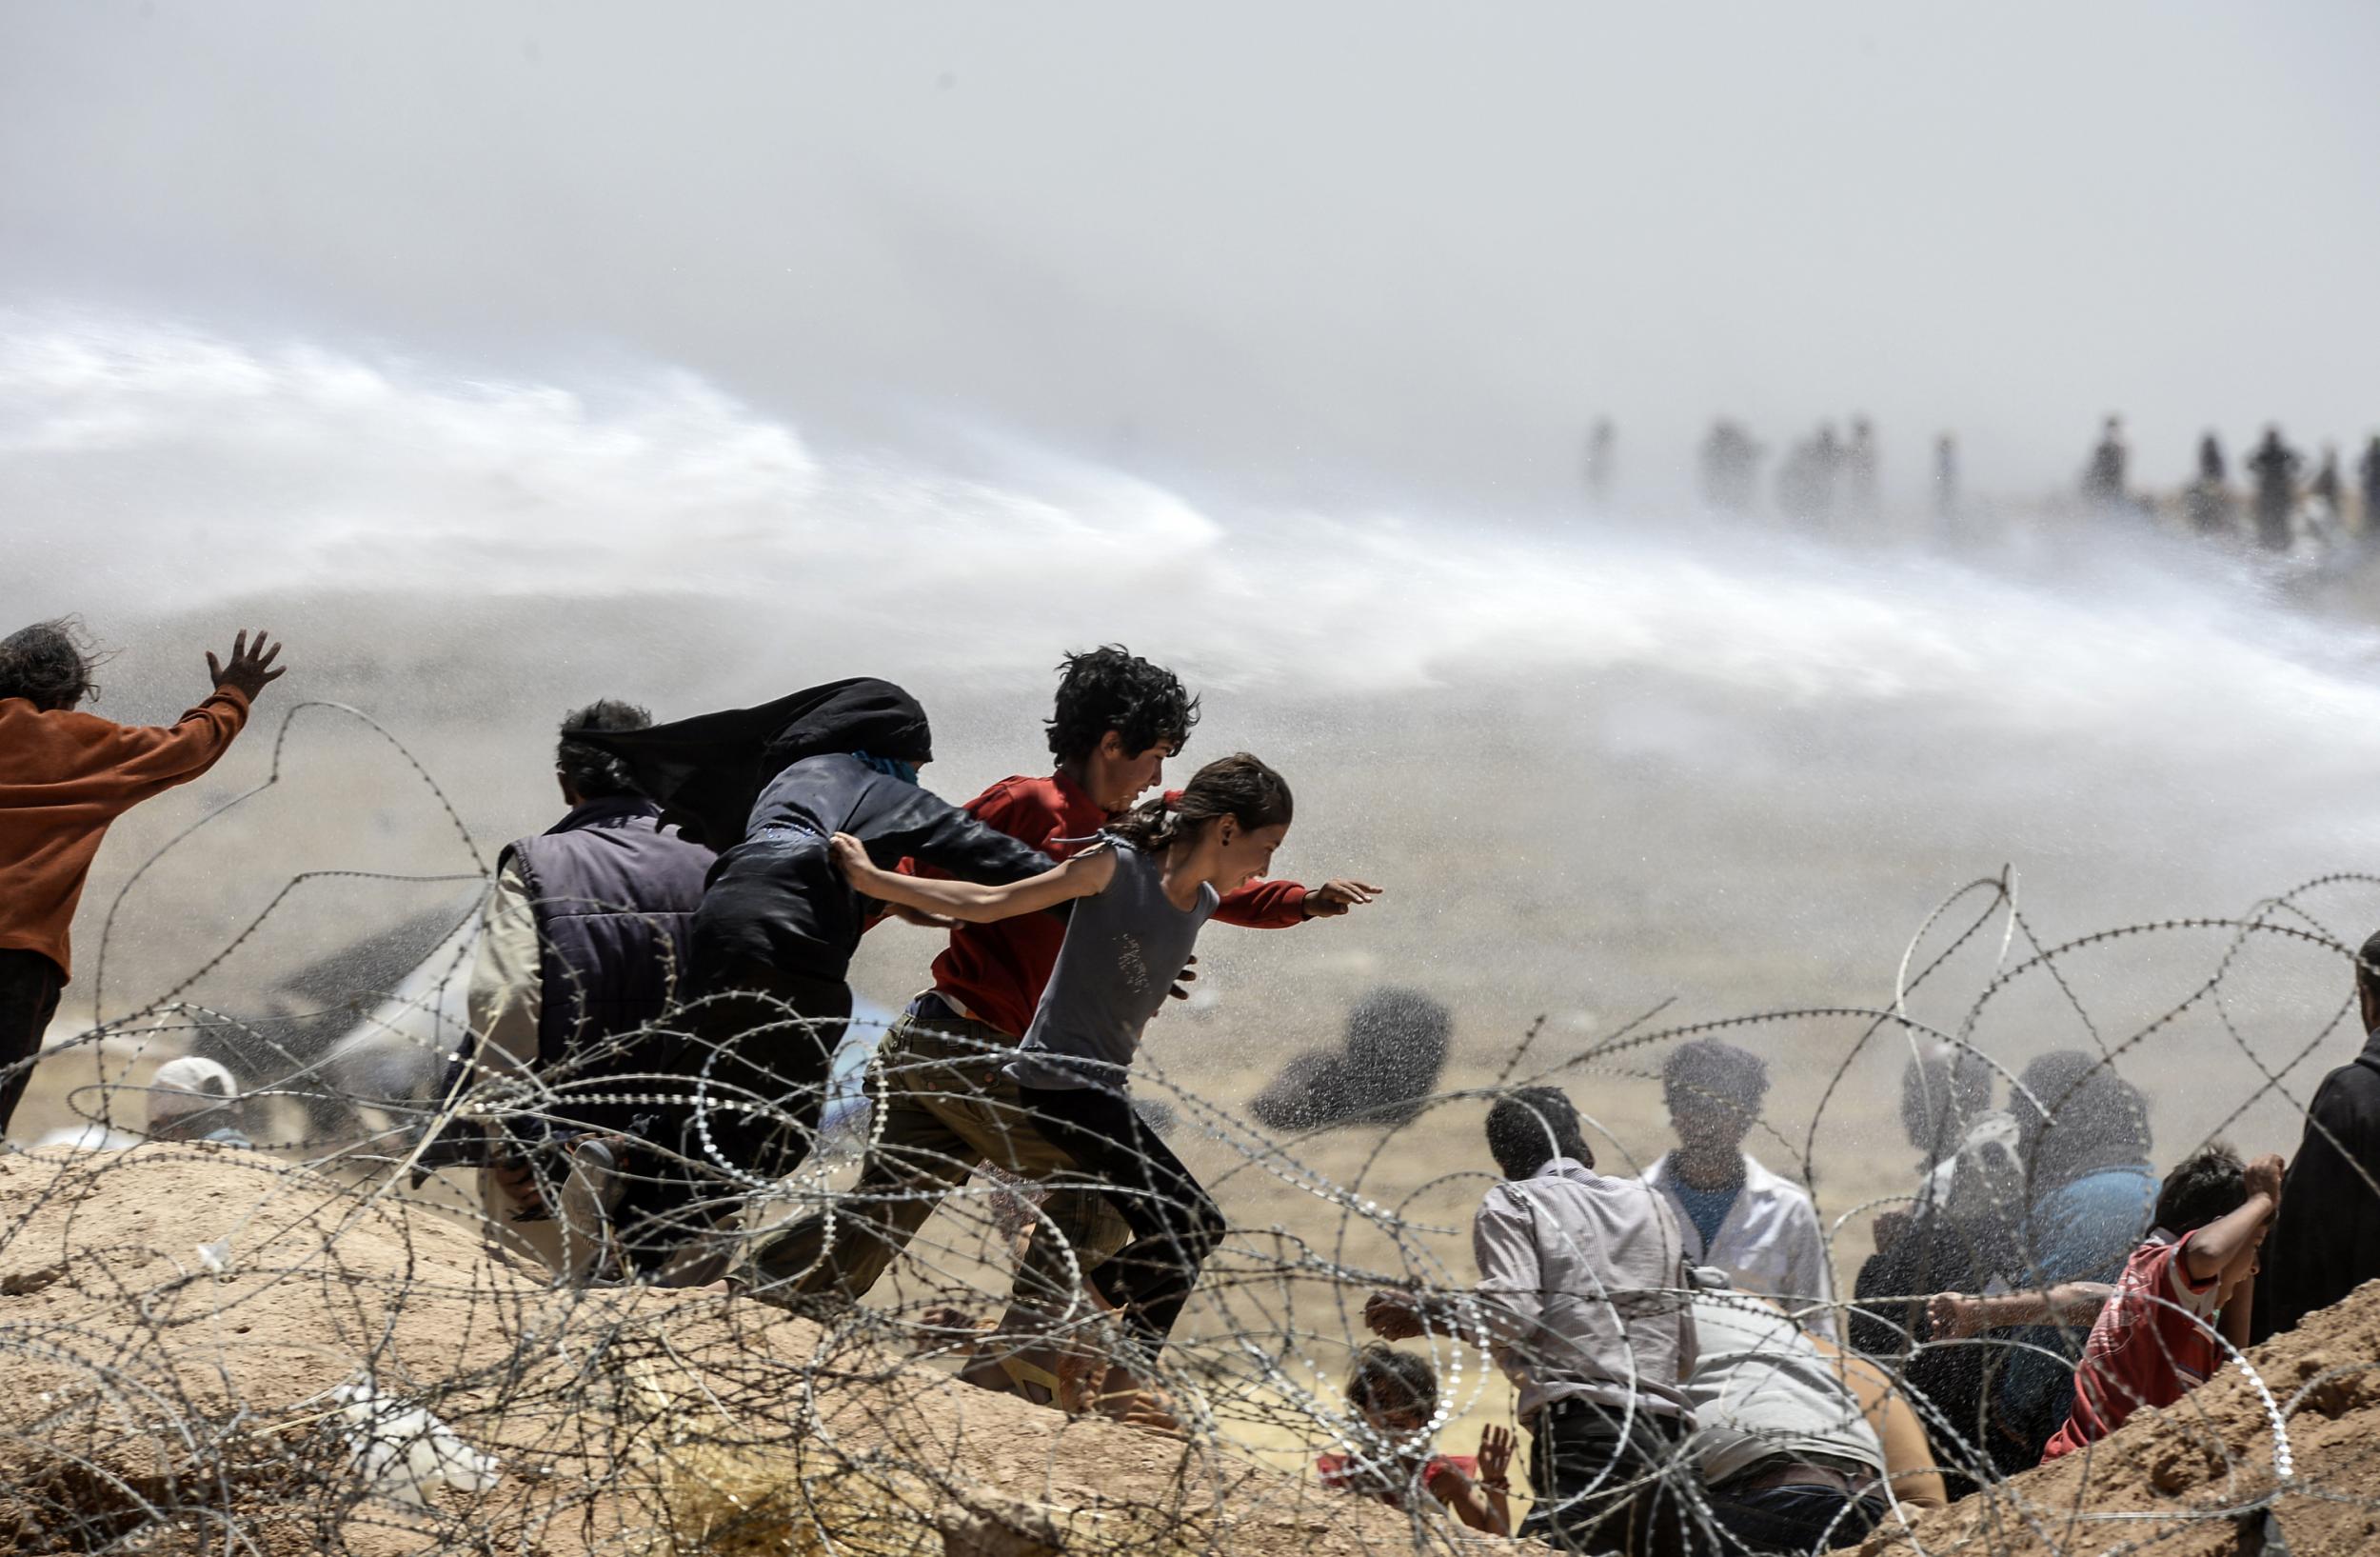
[2308,444,2344,527]
[2360,436,2380,538]
[1250,987,1452,1132]
[1844,416,1879,521]
[1934,434,1958,527]
[1699,420,1764,513]
[1584,419,1616,509]
[2082,416,2127,509]
[2246,426,2302,551]
[1776,424,1842,526]
[2184,433,2234,537]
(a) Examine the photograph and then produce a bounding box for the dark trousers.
[0,948,65,1135]
[1522,1401,1694,1557]
[748,998,1130,1307]
[1704,1483,1888,1553]
[611,957,851,1276]
[1017,1081,1224,1350]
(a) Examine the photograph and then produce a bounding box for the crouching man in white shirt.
[1365,1086,1700,1557]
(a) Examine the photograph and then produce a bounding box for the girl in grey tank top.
[1001,835,1215,1091]
[830,752,1297,1360]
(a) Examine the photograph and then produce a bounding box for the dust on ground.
[13,1148,2380,1555]
[0,1148,1458,1557]
[1863,1275,2380,1557]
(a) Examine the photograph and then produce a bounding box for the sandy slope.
[0,1148,1478,1556]
[1862,1279,2380,1557]
[11,1146,2380,1555]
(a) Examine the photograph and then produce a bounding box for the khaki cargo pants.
[748,1002,1129,1304]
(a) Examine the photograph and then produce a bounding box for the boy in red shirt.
[1319,1345,1514,1535]
[2041,1144,2283,1459]
[0,621,286,1135]
[745,648,1377,1327]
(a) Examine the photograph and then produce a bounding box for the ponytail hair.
[1107,751,1293,854]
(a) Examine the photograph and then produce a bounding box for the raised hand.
[1363,1288,1426,1341]
[206,629,287,701]
[1476,1423,1516,1487]
[2245,1152,2286,1209]
[1301,879,1383,919]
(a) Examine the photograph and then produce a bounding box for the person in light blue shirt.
[1642,1039,1839,1341]
[1991,1050,2156,1468]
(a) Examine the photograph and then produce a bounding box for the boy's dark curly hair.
[1346,1342,1438,1418]
[1044,645,1200,764]
[2155,1141,2248,1236]
[0,617,106,711]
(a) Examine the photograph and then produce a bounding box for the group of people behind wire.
[11,616,2380,1556]
[374,638,2380,1557]
[2089,415,2380,552]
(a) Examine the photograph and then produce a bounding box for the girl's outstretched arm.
[832,831,1114,923]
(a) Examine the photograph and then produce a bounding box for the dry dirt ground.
[10,1146,2380,1556]
[14,590,2380,1552]
[1861,1279,2380,1557]
[0,1148,1477,1557]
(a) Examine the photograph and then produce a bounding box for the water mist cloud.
[9,311,2380,781]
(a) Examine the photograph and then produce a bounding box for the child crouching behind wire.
[1319,1344,1514,1535]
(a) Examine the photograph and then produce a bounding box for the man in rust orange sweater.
[0,620,286,1135]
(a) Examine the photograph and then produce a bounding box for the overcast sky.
[5,1,2377,513]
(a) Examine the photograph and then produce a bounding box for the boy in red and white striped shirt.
[2042,1145,2283,1458]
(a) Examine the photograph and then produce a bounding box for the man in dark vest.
[461,698,715,1278]
[2256,928,2380,1341]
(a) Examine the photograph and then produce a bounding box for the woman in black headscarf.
[571,678,1052,1276]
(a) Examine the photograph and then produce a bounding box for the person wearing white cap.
[21,1055,248,1152]
[147,1055,251,1146]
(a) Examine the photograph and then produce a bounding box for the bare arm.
[1927,1282,2114,1340]
[2185,1153,2283,1282]
[100,629,285,790]
[832,831,1112,923]
[1480,1479,1512,1540]
[1473,1424,1517,1536]
[2221,1264,2256,1349]
[1362,1288,1510,1345]
[1424,1463,1508,1537]
[1813,1331,1949,1512]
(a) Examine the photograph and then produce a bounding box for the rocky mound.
[1865,1280,2380,1557]
[0,1148,1443,1557]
